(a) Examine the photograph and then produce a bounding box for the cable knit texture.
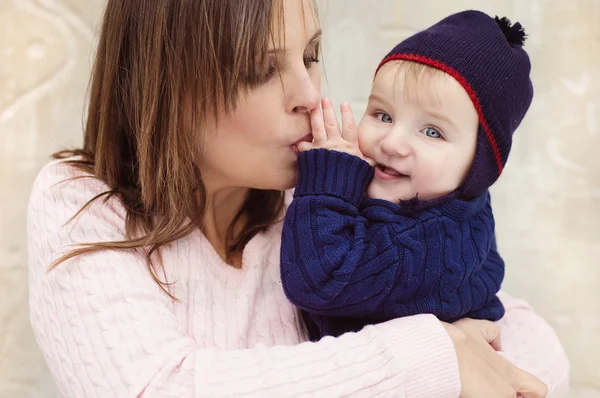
[281,149,504,340]
[28,158,569,397]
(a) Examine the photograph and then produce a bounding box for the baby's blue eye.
[376,113,392,123]
[423,127,441,138]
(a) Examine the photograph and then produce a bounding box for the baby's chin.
[366,183,416,203]
[367,182,456,203]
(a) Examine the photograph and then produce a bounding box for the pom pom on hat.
[495,16,527,47]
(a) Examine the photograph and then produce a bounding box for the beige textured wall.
[0,1,598,397]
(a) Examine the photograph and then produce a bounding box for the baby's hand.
[299,98,375,166]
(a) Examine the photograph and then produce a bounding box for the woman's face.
[200,0,321,192]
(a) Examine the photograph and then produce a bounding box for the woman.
[28,0,568,396]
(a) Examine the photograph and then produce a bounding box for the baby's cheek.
[417,161,442,183]
[357,132,368,153]
[413,171,437,195]
[415,157,455,194]
[357,124,376,155]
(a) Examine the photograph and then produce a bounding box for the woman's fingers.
[446,318,548,398]
[340,102,358,143]
[321,97,342,139]
[514,368,549,398]
[478,319,502,351]
[456,318,502,351]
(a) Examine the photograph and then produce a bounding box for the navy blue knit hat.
[377,10,533,198]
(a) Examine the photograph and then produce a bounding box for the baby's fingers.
[321,98,342,139]
[310,107,327,145]
[297,141,315,153]
[340,102,358,143]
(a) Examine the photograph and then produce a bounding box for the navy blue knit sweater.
[281,149,505,340]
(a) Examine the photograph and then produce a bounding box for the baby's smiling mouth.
[376,164,409,178]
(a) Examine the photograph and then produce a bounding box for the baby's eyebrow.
[424,109,459,132]
[367,93,387,104]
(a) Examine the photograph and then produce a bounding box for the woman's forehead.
[271,0,320,49]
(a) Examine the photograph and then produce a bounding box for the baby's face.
[358,61,479,202]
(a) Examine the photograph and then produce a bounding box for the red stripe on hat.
[376,53,504,175]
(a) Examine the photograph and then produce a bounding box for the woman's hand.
[299,97,375,166]
[443,318,548,398]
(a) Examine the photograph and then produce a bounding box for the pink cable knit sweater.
[28,159,569,397]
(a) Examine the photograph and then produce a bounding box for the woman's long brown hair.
[49,0,312,298]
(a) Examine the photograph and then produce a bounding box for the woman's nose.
[289,70,320,114]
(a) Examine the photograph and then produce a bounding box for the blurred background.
[0,0,598,396]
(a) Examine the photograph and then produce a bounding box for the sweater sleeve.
[281,149,390,316]
[496,292,570,397]
[282,149,500,319]
[27,160,461,398]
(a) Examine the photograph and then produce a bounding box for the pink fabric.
[28,159,569,397]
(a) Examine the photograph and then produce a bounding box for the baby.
[280,10,533,340]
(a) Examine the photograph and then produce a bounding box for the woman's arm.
[497,292,570,397]
[28,161,461,397]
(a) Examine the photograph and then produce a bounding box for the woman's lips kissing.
[291,133,313,154]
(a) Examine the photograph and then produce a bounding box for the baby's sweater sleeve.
[281,149,380,316]
[281,149,499,319]
[27,160,461,397]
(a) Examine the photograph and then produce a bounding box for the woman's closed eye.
[265,62,277,79]
[375,112,392,123]
[304,39,320,68]
[250,56,277,84]
[258,50,319,84]
[303,52,320,68]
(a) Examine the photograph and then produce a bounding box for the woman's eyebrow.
[308,29,323,44]
[268,29,322,54]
